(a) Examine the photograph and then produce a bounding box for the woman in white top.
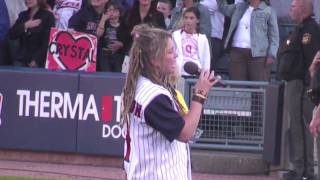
[217,0,279,81]
[172,6,211,76]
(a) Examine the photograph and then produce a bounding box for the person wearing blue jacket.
[217,0,279,81]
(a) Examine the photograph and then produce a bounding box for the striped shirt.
[124,76,191,180]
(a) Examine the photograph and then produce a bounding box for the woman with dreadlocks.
[121,24,218,180]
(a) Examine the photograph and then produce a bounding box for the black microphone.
[183,61,227,87]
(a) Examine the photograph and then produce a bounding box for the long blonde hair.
[121,25,184,125]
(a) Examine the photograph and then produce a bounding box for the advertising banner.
[0,68,125,156]
[45,28,97,72]
[0,69,79,152]
[77,72,125,156]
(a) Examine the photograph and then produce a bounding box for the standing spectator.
[122,0,166,55]
[68,0,110,35]
[53,0,83,29]
[68,0,111,71]
[172,7,211,75]
[99,2,126,72]
[121,0,166,72]
[4,0,27,65]
[9,0,55,68]
[277,0,320,179]
[156,0,172,29]
[169,0,211,40]
[122,25,218,180]
[217,0,279,81]
[201,0,243,71]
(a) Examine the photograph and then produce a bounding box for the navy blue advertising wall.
[77,72,125,156]
[0,68,125,156]
[0,69,79,152]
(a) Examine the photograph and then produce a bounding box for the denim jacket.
[217,0,279,58]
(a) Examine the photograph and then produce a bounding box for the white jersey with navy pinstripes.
[124,76,191,180]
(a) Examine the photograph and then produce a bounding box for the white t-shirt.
[181,31,200,66]
[200,0,244,39]
[54,0,82,29]
[232,6,254,49]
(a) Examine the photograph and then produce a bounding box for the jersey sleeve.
[144,94,185,142]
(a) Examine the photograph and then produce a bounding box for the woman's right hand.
[24,19,42,29]
[194,70,219,96]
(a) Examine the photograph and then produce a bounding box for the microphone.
[183,61,227,87]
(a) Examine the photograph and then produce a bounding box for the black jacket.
[9,9,55,67]
[121,2,166,54]
[68,5,101,36]
[278,16,320,82]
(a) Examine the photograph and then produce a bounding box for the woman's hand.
[309,51,320,78]
[24,19,42,29]
[28,60,38,68]
[96,11,111,38]
[310,105,320,137]
[194,70,219,96]
[265,56,274,66]
[107,40,123,54]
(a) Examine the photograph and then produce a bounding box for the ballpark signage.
[0,69,125,156]
[45,28,97,72]
[16,90,124,139]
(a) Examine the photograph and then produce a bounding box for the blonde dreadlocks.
[121,24,185,125]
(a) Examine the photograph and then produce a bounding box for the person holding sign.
[9,0,55,68]
[68,0,111,71]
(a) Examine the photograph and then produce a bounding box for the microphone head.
[183,61,200,75]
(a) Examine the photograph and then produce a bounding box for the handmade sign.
[46,28,97,72]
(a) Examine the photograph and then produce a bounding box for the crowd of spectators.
[0,0,318,75]
[0,0,259,75]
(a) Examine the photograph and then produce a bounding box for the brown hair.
[158,0,173,9]
[38,0,48,10]
[121,24,184,124]
[183,6,200,33]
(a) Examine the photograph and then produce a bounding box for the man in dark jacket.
[277,0,320,179]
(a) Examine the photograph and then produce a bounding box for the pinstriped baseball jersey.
[124,76,191,180]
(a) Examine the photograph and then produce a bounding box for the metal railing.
[184,79,269,152]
